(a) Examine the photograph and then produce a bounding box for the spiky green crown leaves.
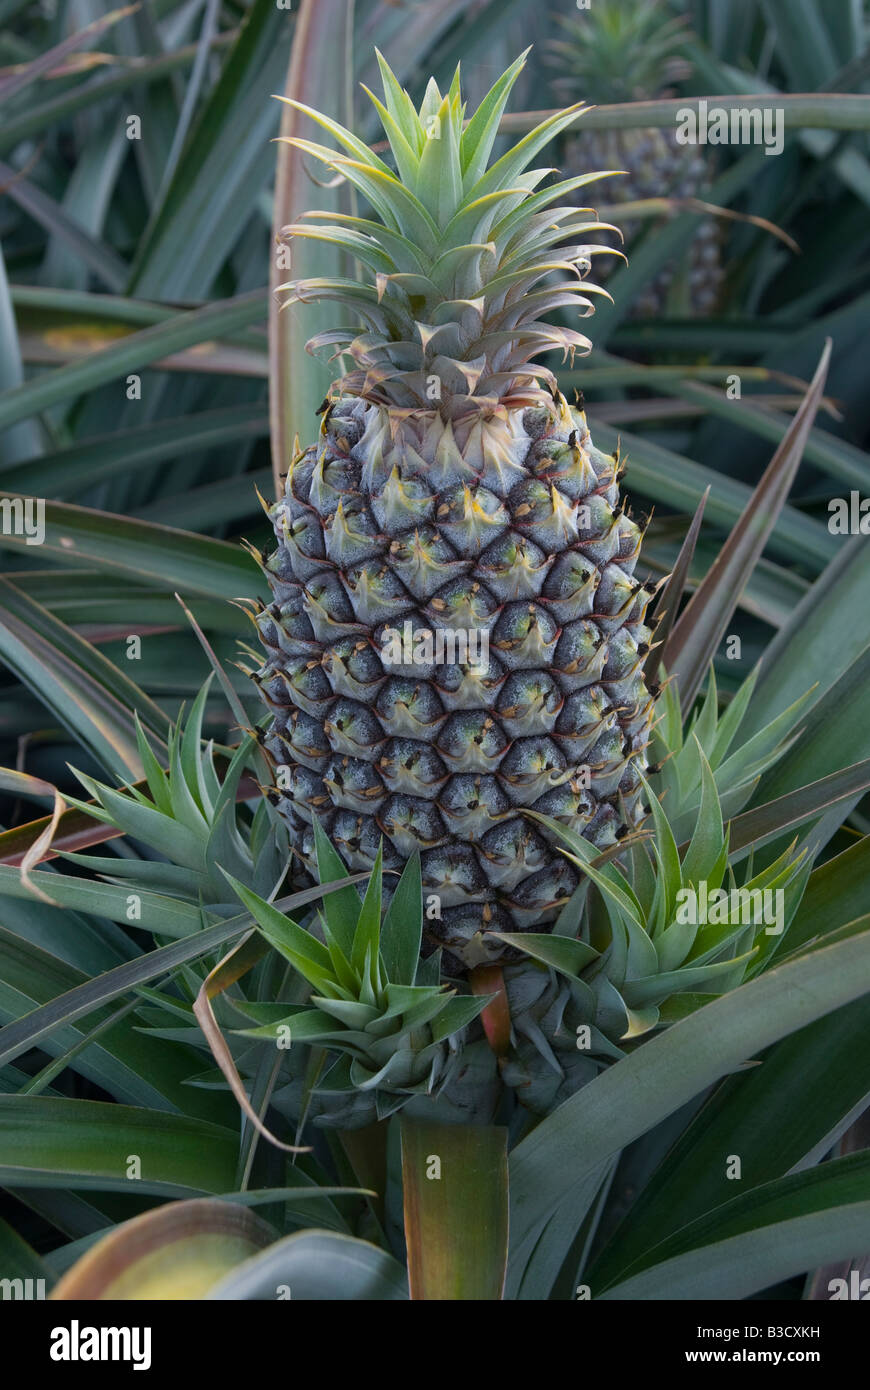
[276,51,622,415]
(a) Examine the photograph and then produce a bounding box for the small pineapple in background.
[546,0,723,316]
[247,53,657,976]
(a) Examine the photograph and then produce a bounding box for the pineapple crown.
[546,2,691,107]
[275,51,622,418]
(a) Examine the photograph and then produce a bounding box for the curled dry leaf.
[193,929,311,1155]
[19,786,67,904]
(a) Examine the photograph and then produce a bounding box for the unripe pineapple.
[248,52,656,973]
[547,0,723,316]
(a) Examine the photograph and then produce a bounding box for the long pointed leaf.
[508,922,870,1297]
[270,0,354,495]
[664,340,831,712]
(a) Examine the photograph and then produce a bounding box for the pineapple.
[249,52,656,974]
[547,0,723,316]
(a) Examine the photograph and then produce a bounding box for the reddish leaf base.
[470,964,511,1057]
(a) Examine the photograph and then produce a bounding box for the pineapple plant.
[248,52,658,973]
[2,0,870,1312]
[546,0,723,316]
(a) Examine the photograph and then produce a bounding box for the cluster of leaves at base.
[651,666,813,843]
[490,669,813,1112]
[61,681,288,912]
[46,669,815,1126]
[228,822,488,1128]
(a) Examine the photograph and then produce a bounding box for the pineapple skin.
[253,393,655,972]
[565,126,723,316]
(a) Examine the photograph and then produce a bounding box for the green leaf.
[526,813,644,926]
[0,152,128,293]
[709,668,759,766]
[644,489,707,685]
[223,874,335,992]
[762,0,840,88]
[0,862,205,937]
[588,416,835,570]
[468,100,587,207]
[750,649,870,839]
[381,851,422,986]
[460,50,528,187]
[0,1214,49,1285]
[639,778,682,922]
[0,407,268,498]
[0,1096,238,1196]
[508,922,870,1298]
[0,245,42,465]
[0,291,265,434]
[313,996,378,1030]
[237,1007,346,1043]
[0,924,228,1120]
[5,575,237,634]
[664,340,831,712]
[416,97,463,223]
[351,843,382,990]
[0,3,136,105]
[129,0,292,299]
[312,819,362,962]
[680,744,725,885]
[0,498,258,598]
[373,50,423,153]
[0,33,237,158]
[600,1154,870,1300]
[501,94,870,137]
[625,950,757,1009]
[179,681,215,818]
[489,932,598,977]
[269,0,354,493]
[429,993,489,1043]
[787,836,870,955]
[645,373,870,493]
[728,760,870,859]
[0,579,166,780]
[588,995,870,1293]
[207,1230,408,1300]
[743,537,870,736]
[0,881,360,1071]
[68,770,203,868]
[51,1198,274,1300]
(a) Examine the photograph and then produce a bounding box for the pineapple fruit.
[249,53,656,974]
[547,0,723,316]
